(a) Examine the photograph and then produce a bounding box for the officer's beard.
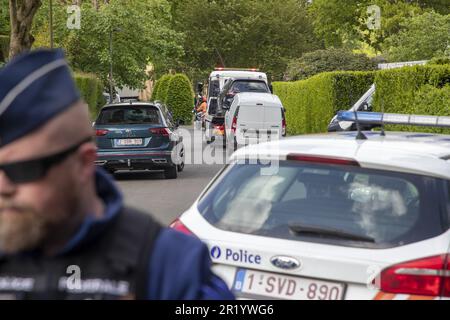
[0,201,47,255]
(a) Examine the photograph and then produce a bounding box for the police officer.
[0,49,234,300]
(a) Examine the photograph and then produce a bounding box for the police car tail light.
[96,129,109,136]
[286,154,360,166]
[231,116,238,135]
[169,218,194,236]
[150,127,170,137]
[379,254,450,297]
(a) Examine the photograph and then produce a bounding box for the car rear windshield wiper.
[288,223,375,243]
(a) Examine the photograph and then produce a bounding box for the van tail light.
[282,118,286,137]
[96,129,109,136]
[286,154,360,166]
[150,127,170,137]
[377,254,450,297]
[169,218,194,236]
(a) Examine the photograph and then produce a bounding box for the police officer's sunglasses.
[0,137,93,184]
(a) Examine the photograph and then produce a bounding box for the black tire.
[164,165,178,179]
[233,137,238,151]
[177,162,185,172]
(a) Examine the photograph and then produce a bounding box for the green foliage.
[383,11,450,61]
[171,0,322,81]
[273,71,375,135]
[155,74,173,103]
[74,73,105,120]
[32,0,184,89]
[165,74,194,124]
[285,48,377,80]
[151,79,161,101]
[0,35,9,62]
[309,0,425,53]
[428,57,450,65]
[0,0,9,36]
[373,64,450,133]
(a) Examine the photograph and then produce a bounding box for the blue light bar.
[336,111,450,128]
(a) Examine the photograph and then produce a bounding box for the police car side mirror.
[361,102,372,112]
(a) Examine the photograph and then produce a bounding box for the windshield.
[208,79,221,98]
[96,106,162,125]
[231,80,269,93]
[198,161,446,248]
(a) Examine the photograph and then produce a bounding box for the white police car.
[171,112,450,300]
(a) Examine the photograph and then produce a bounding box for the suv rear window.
[231,80,269,93]
[97,106,162,125]
[198,161,446,249]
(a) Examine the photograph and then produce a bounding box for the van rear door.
[263,105,282,138]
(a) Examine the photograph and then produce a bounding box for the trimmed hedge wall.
[373,65,450,133]
[74,73,105,120]
[155,74,173,103]
[273,71,375,135]
[165,74,195,124]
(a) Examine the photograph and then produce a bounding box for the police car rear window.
[197,161,447,249]
[97,106,162,125]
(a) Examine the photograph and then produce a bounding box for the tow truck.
[200,68,269,146]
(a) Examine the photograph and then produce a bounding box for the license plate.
[232,269,346,300]
[117,139,143,146]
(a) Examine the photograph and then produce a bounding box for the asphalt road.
[114,126,227,226]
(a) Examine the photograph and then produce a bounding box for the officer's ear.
[76,142,98,180]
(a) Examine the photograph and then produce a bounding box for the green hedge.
[373,64,450,133]
[165,74,195,124]
[151,79,161,101]
[155,74,173,103]
[74,73,105,120]
[273,71,375,135]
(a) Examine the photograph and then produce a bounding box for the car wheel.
[164,165,178,179]
[177,161,185,172]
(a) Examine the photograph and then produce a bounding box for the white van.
[224,92,286,150]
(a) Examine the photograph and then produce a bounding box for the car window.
[208,80,221,98]
[97,106,162,125]
[231,81,269,93]
[198,161,445,249]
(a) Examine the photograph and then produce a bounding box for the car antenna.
[354,110,367,140]
[350,89,367,140]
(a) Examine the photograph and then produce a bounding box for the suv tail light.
[169,218,194,236]
[150,127,170,137]
[378,254,450,297]
[96,129,109,136]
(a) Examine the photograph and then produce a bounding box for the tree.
[31,0,184,89]
[170,0,322,81]
[165,74,194,123]
[383,11,450,61]
[8,0,42,58]
[285,48,377,81]
[308,0,425,53]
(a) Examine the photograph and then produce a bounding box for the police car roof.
[231,131,450,180]
[234,92,282,107]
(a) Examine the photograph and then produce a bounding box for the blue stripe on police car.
[210,246,261,265]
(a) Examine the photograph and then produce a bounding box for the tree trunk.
[9,0,42,59]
